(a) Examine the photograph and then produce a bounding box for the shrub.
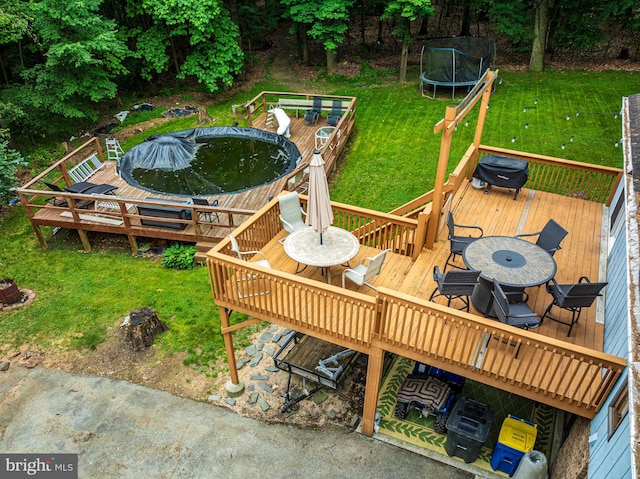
[0,129,20,205]
[161,243,196,270]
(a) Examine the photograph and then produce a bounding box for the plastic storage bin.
[490,415,538,476]
[445,397,494,463]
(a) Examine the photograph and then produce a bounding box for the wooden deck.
[264,180,605,351]
[17,92,357,253]
[207,153,624,426]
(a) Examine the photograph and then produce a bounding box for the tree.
[0,0,32,85]
[282,0,315,63]
[283,0,355,71]
[382,0,435,82]
[0,128,20,205]
[487,0,533,53]
[529,0,549,72]
[0,0,131,136]
[131,0,244,92]
[488,0,635,71]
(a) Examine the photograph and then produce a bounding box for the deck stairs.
[194,241,217,264]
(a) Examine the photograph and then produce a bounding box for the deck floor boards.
[260,180,605,354]
[27,111,349,245]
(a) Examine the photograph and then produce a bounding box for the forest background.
[1,0,639,163]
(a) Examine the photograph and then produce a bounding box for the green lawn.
[1,64,636,376]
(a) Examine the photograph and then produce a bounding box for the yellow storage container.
[498,415,537,453]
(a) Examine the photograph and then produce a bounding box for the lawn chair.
[191,197,220,223]
[304,96,322,126]
[516,218,568,256]
[445,211,484,271]
[342,249,391,290]
[540,276,607,336]
[43,181,95,208]
[429,266,480,312]
[44,181,68,206]
[228,235,271,299]
[278,191,307,235]
[326,100,342,126]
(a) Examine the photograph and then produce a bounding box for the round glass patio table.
[314,126,336,149]
[284,226,359,283]
[463,235,557,313]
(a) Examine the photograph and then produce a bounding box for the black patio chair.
[44,181,68,207]
[44,181,95,208]
[490,280,541,330]
[540,276,607,336]
[44,181,64,192]
[428,266,480,312]
[192,197,220,223]
[445,211,484,271]
[516,218,568,256]
[326,99,342,126]
[304,96,322,126]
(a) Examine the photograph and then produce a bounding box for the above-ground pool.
[119,127,302,197]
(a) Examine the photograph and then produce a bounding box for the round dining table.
[284,226,360,283]
[463,235,557,314]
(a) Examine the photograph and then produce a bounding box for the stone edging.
[1,289,37,312]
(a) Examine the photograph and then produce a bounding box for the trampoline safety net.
[419,37,495,99]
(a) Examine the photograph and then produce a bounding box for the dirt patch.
[0,320,367,430]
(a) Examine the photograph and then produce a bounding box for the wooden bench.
[138,205,191,230]
[277,98,347,118]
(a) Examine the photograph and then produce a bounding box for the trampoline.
[419,37,495,99]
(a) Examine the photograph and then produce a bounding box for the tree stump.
[197,106,213,125]
[121,307,168,351]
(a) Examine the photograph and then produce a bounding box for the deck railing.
[478,145,623,205]
[242,91,357,190]
[18,183,256,252]
[372,288,626,417]
[210,254,378,350]
[209,242,625,418]
[220,196,419,259]
[391,143,623,223]
[208,194,627,418]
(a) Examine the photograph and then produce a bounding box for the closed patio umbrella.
[305,150,334,244]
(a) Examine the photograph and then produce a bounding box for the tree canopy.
[0,0,638,141]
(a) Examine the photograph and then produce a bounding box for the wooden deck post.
[219,306,241,386]
[77,229,91,251]
[413,211,429,259]
[127,235,139,256]
[361,347,385,436]
[93,136,105,163]
[470,77,493,170]
[426,105,457,249]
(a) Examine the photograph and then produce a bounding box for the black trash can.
[445,397,495,463]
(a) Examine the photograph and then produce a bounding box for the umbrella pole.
[320,232,323,245]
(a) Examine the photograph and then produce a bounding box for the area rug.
[376,356,556,473]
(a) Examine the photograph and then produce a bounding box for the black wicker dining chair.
[490,280,541,330]
[445,211,484,271]
[540,276,607,336]
[428,266,480,312]
[516,218,568,256]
